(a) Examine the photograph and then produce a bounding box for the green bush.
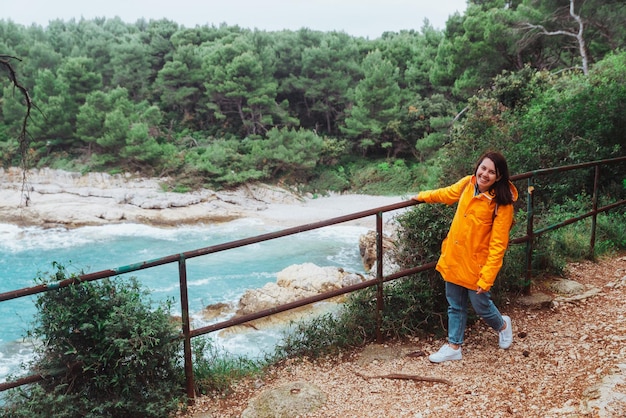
[305,165,351,193]
[597,210,626,251]
[347,158,432,195]
[275,303,375,359]
[183,138,268,187]
[1,264,185,418]
[529,198,626,275]
[354,276,447,340]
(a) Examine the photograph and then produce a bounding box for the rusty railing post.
[375,211,385,344]
[590,164,600,259]
[178,255,195,404]
[524,176,535,294]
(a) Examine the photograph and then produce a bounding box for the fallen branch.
[354,371,452,385]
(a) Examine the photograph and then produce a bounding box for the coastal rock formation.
[236,263,365,316]
[358,230,398,275]
[0,167,405,230]
[200,262,367,334]
[0,167,304,228]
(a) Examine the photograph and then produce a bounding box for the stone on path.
[241,381,326,418]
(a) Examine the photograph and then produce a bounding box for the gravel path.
[183,253,626,418]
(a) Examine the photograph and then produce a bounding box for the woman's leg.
[445,281,469,346]
[468,289,504,331]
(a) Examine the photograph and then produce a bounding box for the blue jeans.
[445,281,505,346]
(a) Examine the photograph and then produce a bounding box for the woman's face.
[475,157,501,193]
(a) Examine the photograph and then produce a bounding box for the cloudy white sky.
[5,0,468,39]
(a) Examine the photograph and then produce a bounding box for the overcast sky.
[5,0,468,39]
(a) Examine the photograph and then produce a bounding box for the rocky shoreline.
[0,167,407,230]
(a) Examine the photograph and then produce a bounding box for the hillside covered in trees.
[1,0,625,193]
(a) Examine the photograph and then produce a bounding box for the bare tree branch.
[354,370,453,385]
[1,54,33,206]
[519,0,589,75]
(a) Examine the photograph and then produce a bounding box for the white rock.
[236,263,365,316]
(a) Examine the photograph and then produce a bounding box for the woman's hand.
[476,286,487,294]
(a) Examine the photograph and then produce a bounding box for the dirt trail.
[183,253,626,418]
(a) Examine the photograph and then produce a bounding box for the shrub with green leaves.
[344,158,432,195]
[1,264,184,418]
[275,303,377,360]
[391,203,453,327]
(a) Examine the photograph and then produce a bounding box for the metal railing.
[1,156,624,402]
[508,156,626,286]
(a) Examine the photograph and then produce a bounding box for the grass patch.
[192,337,266,396]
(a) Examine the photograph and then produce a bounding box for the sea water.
[0,219,371,383]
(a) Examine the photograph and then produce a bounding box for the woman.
[412,151,518,363]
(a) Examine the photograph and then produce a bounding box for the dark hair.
[475,151,514,206]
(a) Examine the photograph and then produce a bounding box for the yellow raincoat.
[417,175,518,291]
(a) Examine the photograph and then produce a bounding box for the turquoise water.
[0,219,369,382]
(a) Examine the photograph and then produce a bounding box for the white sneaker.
[499,315,513,349]
[428,344,462,363]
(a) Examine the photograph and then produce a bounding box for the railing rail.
[1,156,624,402]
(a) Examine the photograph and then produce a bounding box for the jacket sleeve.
[414,176,471,205]
[476,202,514,291]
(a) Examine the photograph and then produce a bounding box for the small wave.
[0,221,268,253]
[0,224,87,252]
[0,340,36,383]
[327,246,365,272]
